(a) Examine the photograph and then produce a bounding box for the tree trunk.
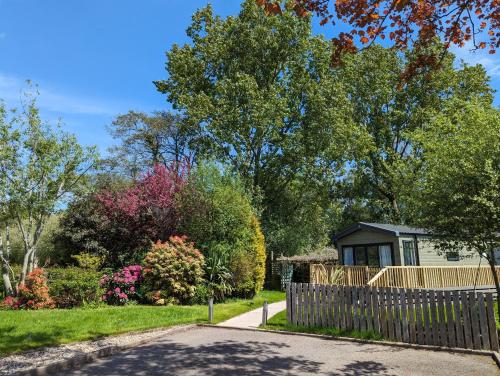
[390,194,401,223]
[487,256,500,321]
[19,248,34,286]
[0,229,13,296]
[18,216,44,285]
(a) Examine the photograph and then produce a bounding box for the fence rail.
[310,265,381,286]
[286,282,499,351]
[368,266,500,289]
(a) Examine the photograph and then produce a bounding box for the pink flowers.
[100,265,143,305]
[95,163,188,245]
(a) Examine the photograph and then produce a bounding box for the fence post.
[208,298,214,323]
[262,300,268,326]
[286,283,291,324]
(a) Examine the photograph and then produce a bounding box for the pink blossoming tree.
[95,163,188,267]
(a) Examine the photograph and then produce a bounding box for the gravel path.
[217,300,286,328]
[0,326,193,376]
[59,326,499,375]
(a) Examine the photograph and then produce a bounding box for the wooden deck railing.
[367,266,500,289]
[310,265,382,286]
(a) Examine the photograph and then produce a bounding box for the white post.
[262,300,269,326]
[208,298,214,323]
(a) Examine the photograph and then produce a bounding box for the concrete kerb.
[493,352,500,368]
[16,324,197,376]
[206,324,500,368]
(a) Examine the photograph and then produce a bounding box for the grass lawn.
[0,290,284,356]
[262,309,384,341]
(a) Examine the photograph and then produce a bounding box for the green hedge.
[177,163,266,299]
[46,268,103,308]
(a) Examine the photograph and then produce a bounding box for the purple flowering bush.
[100,265,143,305]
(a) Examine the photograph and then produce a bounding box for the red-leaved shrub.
[1,268,55,310]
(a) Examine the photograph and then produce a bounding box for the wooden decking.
[368,266,500,289]
[310,265,381,286]
[310,264,500,290]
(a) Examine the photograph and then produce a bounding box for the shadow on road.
[70,339,325,375]
[328,360,395,376]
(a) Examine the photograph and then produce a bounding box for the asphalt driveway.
[61,326,499,376]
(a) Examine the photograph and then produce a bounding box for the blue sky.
[1,0,499,155]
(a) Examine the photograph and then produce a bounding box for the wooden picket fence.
[286,282,499,351]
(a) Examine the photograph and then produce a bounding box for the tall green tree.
[105,111,195,179]
[335,44,493,226]
[411,100,500,315]
[0,89,98,289]
[155,0,357,255]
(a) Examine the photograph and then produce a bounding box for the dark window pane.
[367,246,379,267]
[343,247,354,265]
[403,240,417,265]
[354,246,367,265]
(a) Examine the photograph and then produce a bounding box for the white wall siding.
[414,236,481,266]
[338,230,483,266]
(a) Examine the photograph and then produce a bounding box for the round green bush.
[142,236,205,305]
[47,267,103,308]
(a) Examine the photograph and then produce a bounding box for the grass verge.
[262,310,384,341]
[0,290,284,356]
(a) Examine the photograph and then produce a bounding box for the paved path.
[217,300,286,328]
[60,327,498,376]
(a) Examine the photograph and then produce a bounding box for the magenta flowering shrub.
[100,265,143,305]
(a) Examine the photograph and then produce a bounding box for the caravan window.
[403,240,418,266]
[342,244,393,267]
[343,247,354,265]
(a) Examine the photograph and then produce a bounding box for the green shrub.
[143,236,205,305]
[229,216,266,298]
[177,163,266,298]
[72,252,103,270]
[204,246,233,302]
[229,251,258,298]
[251,215,266,294]
[189,283,212,305]
[47,268,103,308]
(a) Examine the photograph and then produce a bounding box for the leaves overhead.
[257,0,500,67]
